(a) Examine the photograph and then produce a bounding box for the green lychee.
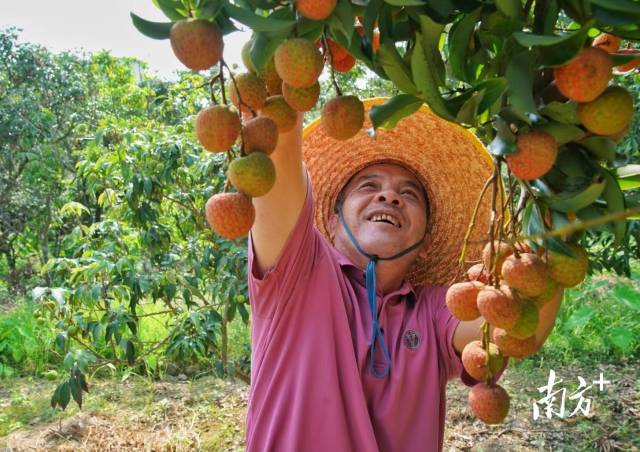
[227,152,276,198]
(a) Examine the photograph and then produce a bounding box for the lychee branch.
[488,160,500,286]
[456,173,495,280]
[322,31,343,97]
[221,59,257,117]
[520,207,640,242]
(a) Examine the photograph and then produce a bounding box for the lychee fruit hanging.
[492,327,538,358]
[477,286,521,330]
[295,0,337,21]
[229,72,268,114]
[205,193,255,240]
[554,47,613,102]
[227,152,276,198]
[461,341,505,382]
[468,383,510,424]
[282,81,320,112]
[501,252,548,297]
[274,38,324,88]
[577,86,634,136]
[446,281,483,321]
[321,96,365,140]
[507,131,558,181]
[260,95,298,133]
[242,116,279,155]
[545,244,589,287]
[170,19,224,71]
[195,105,241,152]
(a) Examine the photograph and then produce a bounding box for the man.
[246,99,562,451]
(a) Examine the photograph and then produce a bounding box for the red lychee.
[492,327,538,358]
[477,286,521,330]
[446,281,483,321]
[320,95,365,140]
[195,105,241,152]
[170,19,224,71]
[554,47,613,102]
[468,383,510,424]
[507,131,558,181]
[205,193,255,240]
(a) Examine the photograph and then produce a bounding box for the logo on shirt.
[403,329,421,350]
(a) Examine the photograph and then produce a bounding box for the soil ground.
[1,361,638,451]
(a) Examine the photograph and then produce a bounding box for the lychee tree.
[131,0,640,425]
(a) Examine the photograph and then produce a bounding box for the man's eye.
[402,190,417,198]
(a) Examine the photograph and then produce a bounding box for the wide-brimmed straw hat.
[302,97,494,288]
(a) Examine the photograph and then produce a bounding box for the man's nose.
[377,190,401,206]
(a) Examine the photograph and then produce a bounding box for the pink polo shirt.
[246,176,482,452]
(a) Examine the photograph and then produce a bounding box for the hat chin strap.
[337,206,426,378]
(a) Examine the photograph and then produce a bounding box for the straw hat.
[302,97,494,287]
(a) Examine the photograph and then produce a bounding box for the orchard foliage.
[0,29,250,408]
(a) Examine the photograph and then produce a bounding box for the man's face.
[329,163,429,260]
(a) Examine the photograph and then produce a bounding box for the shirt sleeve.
[247,170,322,319]
[433,285,509,386]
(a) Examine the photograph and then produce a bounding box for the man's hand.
[452,288,564,355]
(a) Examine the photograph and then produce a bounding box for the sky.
[0,0,251,80]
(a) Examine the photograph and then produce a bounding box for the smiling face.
[328,162,429,264]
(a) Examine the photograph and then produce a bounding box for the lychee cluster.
[554,40,634,144]
[165,15,377,240]
[506,35,635,183]
[446,239,589,424]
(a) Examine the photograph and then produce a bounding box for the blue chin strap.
[337,206,426,378]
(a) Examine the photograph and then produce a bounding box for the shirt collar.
[329,245,417,304]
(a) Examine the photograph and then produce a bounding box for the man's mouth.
[368,213,402,228]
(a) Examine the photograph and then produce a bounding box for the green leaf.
[495,0,523,19]
[60,201,90,217]
[540,101,580,125]
[590,0,640,15]
[126,341,135,366]
[448,8,482,83]
[250,33,282,74]
[369,95,424,130]
[151,0,186,21]
[130,13,172,40]
[607,327,635,354]
[611,51,640,66]
[456,90,484,125]
[578,136,616,162]
[377,40,419,95]
[58,382,71,410]
[70,376,83,408]
[543,177,607,212]
[384,0,426,5]
[411,33,454,120]
[476,78,508,113]
[488,116,517,156]
[563,306,595,331]
[600,169,627,244]
[417,15,446,87]
[612,284,640,311]
[537,121,585,145]
[616,164,640,191]
[224,4,295,33]
[505,51,537,120]
[328,0,354,46]
[513,20,594,66]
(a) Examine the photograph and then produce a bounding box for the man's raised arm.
[251,113,306,275]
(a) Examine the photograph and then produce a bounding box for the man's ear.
[418,245,428,260]
[328,213,339,242]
